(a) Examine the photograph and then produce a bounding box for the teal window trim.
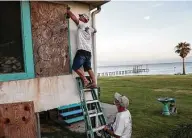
[68,19,73,73]
[0,1,35,82]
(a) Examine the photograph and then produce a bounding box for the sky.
[96,1,192,66]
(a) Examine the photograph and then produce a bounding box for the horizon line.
[98,61,192,67]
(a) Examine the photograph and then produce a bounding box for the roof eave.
[76,1,110,10]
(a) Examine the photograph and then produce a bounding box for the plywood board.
[31,2,69,77]
[0,101,37,138]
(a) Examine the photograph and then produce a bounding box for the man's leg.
[83,55,97,88]
[72,51,92,87]
[74,68,89,86]
[87,69,97,87]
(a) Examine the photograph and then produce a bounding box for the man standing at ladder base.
[67,7,97,88]
[104,92,132,138]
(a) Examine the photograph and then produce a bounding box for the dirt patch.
[154,89,172,92]
[175,90,192,94]
[41,124,62,133]
[40,121,86,138]
[154,89,192,94]
[66,121,85,133]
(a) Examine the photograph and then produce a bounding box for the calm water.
[97,62,192,75]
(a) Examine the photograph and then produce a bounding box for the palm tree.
[175,42,191,75]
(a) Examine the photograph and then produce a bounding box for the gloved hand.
[66,7,71,19]
[67,7,71,10]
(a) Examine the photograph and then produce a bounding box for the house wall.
[0,1,94,112]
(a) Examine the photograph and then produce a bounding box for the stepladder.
[76,77,111,138]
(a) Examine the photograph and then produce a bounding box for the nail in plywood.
[31,2,70,77]
[0,101,37,138]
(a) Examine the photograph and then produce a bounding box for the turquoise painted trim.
[0,73,28,82]
[58,103,81,110]
[68,19,73,73]
[60,109,83,117]
[0,1,35,82]
[65,116,84,124]
[21,1,35,78]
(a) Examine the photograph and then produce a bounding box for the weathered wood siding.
[31,2,69,77]
[0,101,37,138]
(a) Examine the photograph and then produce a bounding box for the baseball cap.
[114,92,129,108]
[79,13,89,21]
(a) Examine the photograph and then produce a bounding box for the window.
[0,1,34,82]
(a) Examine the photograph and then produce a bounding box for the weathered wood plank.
[0,101,37,138]
[31,2,69,77]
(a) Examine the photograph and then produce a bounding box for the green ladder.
[76,78,111,138]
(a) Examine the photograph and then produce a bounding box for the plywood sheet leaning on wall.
[0,101,37,138]
[31,2,69,77]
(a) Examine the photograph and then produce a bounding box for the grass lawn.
[98,75,192,138]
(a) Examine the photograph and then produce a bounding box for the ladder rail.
[91,89,107,126]
[76,77,111,138]
[78,80,95,138]
[91,89,110,138]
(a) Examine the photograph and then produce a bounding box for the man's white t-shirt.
[77,21,95,53]
[112,110,132,138]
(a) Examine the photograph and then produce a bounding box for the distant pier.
[97,65,149,77]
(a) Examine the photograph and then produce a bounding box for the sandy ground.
[66,103,117,133]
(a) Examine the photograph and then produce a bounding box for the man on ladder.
[67,7,110,138]
[67,7,97,89]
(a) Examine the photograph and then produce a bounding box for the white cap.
[114,92,129,108]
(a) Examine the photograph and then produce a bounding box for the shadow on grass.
[151,109,163,116]
[169,124,192,138]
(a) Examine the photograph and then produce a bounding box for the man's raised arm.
[67,7,79,25]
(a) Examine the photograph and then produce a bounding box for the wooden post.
[36,113,41,138]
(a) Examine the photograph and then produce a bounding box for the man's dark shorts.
[72,50,92,71]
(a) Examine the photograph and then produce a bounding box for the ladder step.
[76,78,107,137]
[65,116,84,124]
[93,126,105,132]
[88,110,96,114]
[89,112,103,118]
[60,109,83,117]
[86,100,99,104]
[58,103,81,110]
[83,88,92,92]
[83,88,98,92]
